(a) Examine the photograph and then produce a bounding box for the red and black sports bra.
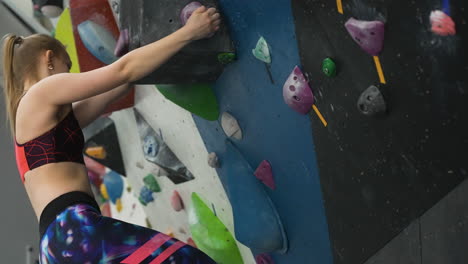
[15,110,85,182]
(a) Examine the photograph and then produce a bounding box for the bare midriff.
[24,162,93,220]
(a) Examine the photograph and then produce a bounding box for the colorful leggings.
[39,192,216,264]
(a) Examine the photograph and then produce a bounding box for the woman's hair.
[2,33,69,135]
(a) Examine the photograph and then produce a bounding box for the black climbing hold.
[357,85,386,116]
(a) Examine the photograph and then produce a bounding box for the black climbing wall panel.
[291,0,468,263]
[119,0,235,84]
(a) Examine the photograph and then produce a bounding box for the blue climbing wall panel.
[192,0,334,262]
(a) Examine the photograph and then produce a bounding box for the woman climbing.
[2,6,220,264]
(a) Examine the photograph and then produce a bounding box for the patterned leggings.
[40,203,216,263]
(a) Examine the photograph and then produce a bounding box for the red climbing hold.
[430,10,456,36]
[345,18,385,56]
[283,66,314,115]
[171,190,184,212]
[254,160,276,190]
[256,253,274,264]
[187,237,197,248]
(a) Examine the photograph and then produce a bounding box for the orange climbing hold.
[86,146,107,159]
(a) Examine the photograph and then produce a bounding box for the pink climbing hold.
[256,253,274,264]
[283,66,314,115]
[254,160,276,190]
[430,10,456,36]
[345,18,385,56]
[84,155,106,176]
[114,29,129,57]
[171,190,184,212]
[187,237,197,248]
[180,2,202,25]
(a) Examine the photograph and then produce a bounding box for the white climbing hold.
[207,152,220,168]
[221,112,242,140]
[252,36,271,64]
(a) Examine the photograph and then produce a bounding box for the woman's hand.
[183,6,221,41]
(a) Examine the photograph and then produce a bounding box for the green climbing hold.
[322,58,337,77]
[189,193,244,264]
[252,36,271,64]
[218,53,236,65]
[156,84,219,121]
[143,174,161,193]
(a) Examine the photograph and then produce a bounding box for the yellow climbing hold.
[100,183,109,200]
[116,198,123,212]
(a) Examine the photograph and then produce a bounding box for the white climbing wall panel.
[110,85,255,263]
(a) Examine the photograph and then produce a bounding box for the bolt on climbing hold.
[256,253,274,264]
[221,112,243,140]
[114,29,129,57]
[430,10,456,36]
[171,190,184,212]
[252,36,272,64]
[208,152,220,168]
[357,85,386,116]
[322,58,337,77]
[345,18,385,56]
[218,53,237,65]
[283,66,314,114]
[85,146,107,159]
[143,174,161,193]
[254,160,276,190]
[139,186,154,206]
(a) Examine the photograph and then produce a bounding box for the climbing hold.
[83,156,106,176]
[126,186,132,193]
[88,170,102,188]
[430,10,456,36]
[135,162,144,169]
[283,66,314,115]
[189,193,243,264]
[100,183,109,200]
[322,58,337,77]
[85,146,107,159]
[345,18,385,56]
[143,174,161,193]
[41,5,63,18]
[77,20,118,65]
[208,152,220,168]
[224,140,288,253]
[254,160,276,190]
[143,135,159,158]
[171,190,184,212]
[357,85,386,116]
[145,218,152,229]
[221,112,243,140]
[256,253,274,264]
[103,171,124,204]
[101,202,112,217]
[252,37,272,64]
[218,53,237,65]
[116,198,123,212]
[139,186,154,206]
[180,2,202,25]
[166,229,174,237]
[114,29,129,57]
[187,237,197,248]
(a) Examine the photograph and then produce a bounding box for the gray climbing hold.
[208,152,220,168]
[357,85,386,116]
[221,112,242,140]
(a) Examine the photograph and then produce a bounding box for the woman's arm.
[32,6,220,106]
[72,83,132,128]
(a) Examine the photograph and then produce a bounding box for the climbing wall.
[291,0,468,263]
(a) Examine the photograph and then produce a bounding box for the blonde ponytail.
[2,34,23,136]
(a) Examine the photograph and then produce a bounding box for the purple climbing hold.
[254,160,275,190]
[256,253,274,264]
[114,29,129,57]
[345,18,385,56]
[283,66,314,115]
[180,2,202,25]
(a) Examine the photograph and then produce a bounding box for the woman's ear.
[45,50,55,63]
